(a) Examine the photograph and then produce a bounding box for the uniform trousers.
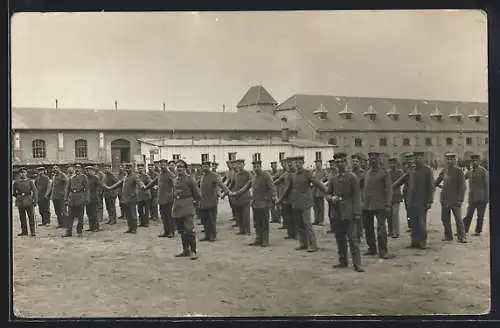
[294,207,317,249]
[283,203,297,238]
[117,194,125,218]
[463,201,488,234]
[85,201,99,230]
[408,207,428,247]
[52,198,67,227]
[123,202,138,232]
[363,209,389,256]
[234,204,251,234]
[38,199,51,224]
[175,215,197,253]
[159,202,175,236]
[18,206,36,235]
[312,197,325,224]
[96,192,104,221]
[66,205,85,235]
[252,207,270,246]
[200,207,218,240]
[148,192,159,219]
[441,205,466,241]
[387,202,401,238]
[332,215,361,267]
[137,200,150,226]
[270,203,281,222]
[104,195,117,221]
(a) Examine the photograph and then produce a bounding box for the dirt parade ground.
[12,193,490,317]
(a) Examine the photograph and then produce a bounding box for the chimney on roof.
[281,127,290,143]
[114,100,118,111]
[162,102,166,111]
[55,99,58,109]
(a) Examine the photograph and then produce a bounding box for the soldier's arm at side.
[84,175,90,203]
[45,178,53,199]
[351,174,361,217]
[266,173,278,201]
[383,172,393,208]
[277,176,291,204]
[31,180,39,204]
[425,167,435,207]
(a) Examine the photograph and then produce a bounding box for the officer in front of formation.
[361,152,392,259]
[463,153,489,236]
[172,159,201,260]
[13,167,38,237]
[63,164,89,237]
[147,163,160,222]
[35,166,51,226]
[102,164,119,225]
[50,165,68,229]
[311,159,328,226]
[326,152,364,272]
[136,163,152,227]
[435,152,467,243]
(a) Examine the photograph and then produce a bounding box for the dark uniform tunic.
[362,167,392,257]
[311,168,328,225]
[148,170,160,221]
[388,168,404,238]
[65,173,89,235]
[275,169,297,238]
[351,167,365,238]
[199,171,227,241]
[463,165,489,234]
[119,172,146,232]
[250,171,277,246]
[232,169,252,234]
[327,171,362,269]
[35,173,51,224]
[227,169,237,222]
[86,173,102,231]
[116,169,126,218]
[136,172,152,227]
[13,178,38,235]
[51,171,68,227]
[95,170,106,222]
[435,166,467,241]
[172,174,201,253]
[102,171,119,223]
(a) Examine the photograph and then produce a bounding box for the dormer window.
[408,104,422,122]
[363,105,377,121]
[449,106,463,122]
[313,103,328,120]
[467,108,481,123]
[339,103,353,120]
[386,105,400,120]
[430,105,443,121]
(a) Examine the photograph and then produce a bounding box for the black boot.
[175,234,190,257]
[189,235,198,260]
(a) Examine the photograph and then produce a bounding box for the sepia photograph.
[10,10,489,317]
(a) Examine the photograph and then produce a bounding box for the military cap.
[176,159,188,168]
[159,158,168,163]
[368,152,380,158]
[252,159,262,165]
[212,162,219,166]
[233,159,245,163]
[470,154,481,160]
[18,167,27,172]
[136,163,145,167]
[202,160,212,166]
[351,154,361,160]
[270,161,277,165]
[285,157,294,161]
[404,152,414,158]
[445,152,457,158]
[226,160,233,164]
[36,166,45,171]
[314,159,323,163]
[123,163,133,167]
[85,165,95,170]
[414,151,425,157]
[147,163,154,167]
[74,164,82,168]
[334,152,347,160]
[388,157,399,163]
[294,156,305,161]
[328,159,336,164]
[167,160,176,165]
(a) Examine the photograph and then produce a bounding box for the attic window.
[280,116,288,123]
[408,105,422,122]
[430,105,443,121]
[386,105,400,120]
[449,106,463,122]
[363,105,377,121]
[339,103,353,120]
[313,104,328,120]
[467,108,481,123]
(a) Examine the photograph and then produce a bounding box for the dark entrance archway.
[111,139,131,171]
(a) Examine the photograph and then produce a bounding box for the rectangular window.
[354,138,363,147]
[485,137,488,145]
[403,138,410,146]
[253,153,262,161]
[201,153,209,162]
[446,138,453,146]
[425,137,432,146]
[379,138,387,147]
[172,154,180,160]
[279,152,285,161]
[149,149,155,163]
[228,152,236,161]
[466,137,472,145]
[74,139,88,159]
[32,139,46,159]
[315,151,322,161]
[328,138,337,146]
[58,132,64,150]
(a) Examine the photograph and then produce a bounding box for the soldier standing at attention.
[172,160,201,259]
[94,164,105,222]
[281,156,327,252]
[463,154,489,236]
[35,167,51,226]
[311,159,327,226]
[325,159,336,233]
[102,164,119,225]
[50,165,68,229]
[269,161,281,223]
[392,151,434,249]
[275,157,297,239]
[231,159,252,235]
[84,166,103,232]
[238,156,277,247]
[116,164,126,220]
[136,163,152,228]
[210,161,222,222]
[435,152,467,243]
[362,152,392,259]
[326,153,364,272]
[199,161,232,242]
[350,155,365,239]
[226,160,238,225]
[275,159,287,230]
[401,153,415,232]
[387,157,404,238]
[13,167,38,237]
[63,164,89,237]
[147,163,160,222]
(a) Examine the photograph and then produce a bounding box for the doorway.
[111,139,131,171]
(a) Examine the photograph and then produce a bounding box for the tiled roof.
[139,137,334,148]
[236,85,278,108]
[11,107,295,132]
[277,94,488,132]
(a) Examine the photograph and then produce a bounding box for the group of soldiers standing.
[12,149,488,269]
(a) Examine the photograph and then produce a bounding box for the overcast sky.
[11,10,487,111]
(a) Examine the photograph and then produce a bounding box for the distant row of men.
[12,150,488,269]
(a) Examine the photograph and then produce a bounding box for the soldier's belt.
[175,195,192,200]
[71,189,84,193]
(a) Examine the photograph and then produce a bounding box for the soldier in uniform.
[63,164,89,237]
[35,166,51,226]
[231,159,252,235]
[387,157,404,238]
[362,152,392,259]
[239,156,277,247]
[435,152,467,243]
[463,154,489,236]
[325,159,336,233]
[210,161,222,222]
[13,167,38,236]
[311,159,328,226]
[172,160,201,259]
[226,160,238,224]
[84,166,103,232]
[116,164,126,220]
[95,164,105,222]
[269,161,281,223]
[326,153,364,272]
[198,160,232,242]
[280,156,327,252]
[275,157,297,239]
[147,163,160,222]
[102,164,119,225]
[275,159,287,229]
[136,163,152,227]
[50,165,68,229]
[211,162,219,173]
[401,153,415,232]
[350,155,365,239]
[393,151,434,249]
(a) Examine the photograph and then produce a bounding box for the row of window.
[31,139,88,159]
[328,136,489,147]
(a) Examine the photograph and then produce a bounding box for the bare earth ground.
[13,189,490,317]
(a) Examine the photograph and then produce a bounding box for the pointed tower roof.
[236,85,278,108]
